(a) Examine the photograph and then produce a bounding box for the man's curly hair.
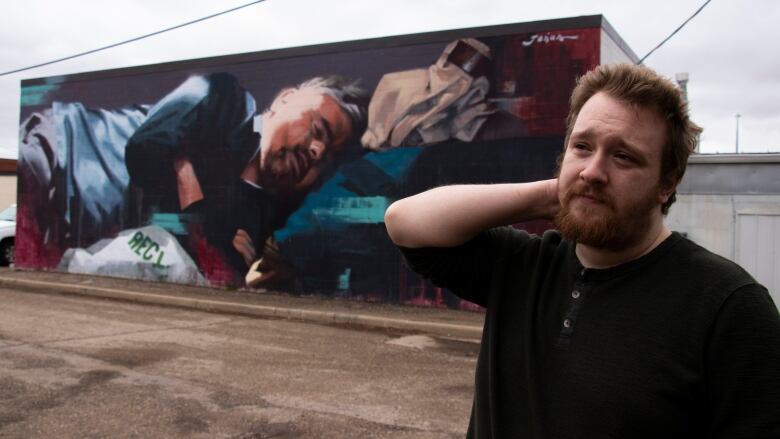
[564,63,702,215]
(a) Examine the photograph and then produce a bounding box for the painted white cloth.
[361,38,495,150]
[58,225,208,285]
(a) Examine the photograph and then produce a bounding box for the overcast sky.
[1,0,778,159]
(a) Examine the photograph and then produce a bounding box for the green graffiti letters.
[127,231,166,268]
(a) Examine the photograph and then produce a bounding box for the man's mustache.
[267,148,310,180]
[563,182,612,206]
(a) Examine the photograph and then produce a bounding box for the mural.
[16,23,608,309]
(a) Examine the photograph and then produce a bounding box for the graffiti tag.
[522,33,579,47]
[128,231,166,268]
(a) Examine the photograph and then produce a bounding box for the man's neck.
[240,151,262,187]
[575,222,672,270]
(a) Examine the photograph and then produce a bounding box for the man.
[385,63,780,438]
[19,72,367,284]
[125,73,367,284]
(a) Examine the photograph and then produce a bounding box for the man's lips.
[566,186,610,207]
[576,194,607,204]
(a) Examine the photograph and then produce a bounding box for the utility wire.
[3,0,711,76]
[0,0,268,77]
[638,0,712,64]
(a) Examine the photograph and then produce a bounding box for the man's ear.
[658,178,677,204]
[269,88,296,114]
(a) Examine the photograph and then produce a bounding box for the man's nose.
[308,141,325,162]
[579,153,608,185]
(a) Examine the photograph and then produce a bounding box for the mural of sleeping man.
[19,73,368,286]
[16,25,606,308]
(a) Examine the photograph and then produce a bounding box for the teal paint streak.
[275,148,422,243]
[363,147,422,179]
[312,196,390,223]
[20,84,58,106]
[150,213,193,235]
[276,173,353,243]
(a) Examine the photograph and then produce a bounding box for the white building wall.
[666,194,734,259]
[666,193,780,306]
[0,175,16,211]
[736,213,780,306]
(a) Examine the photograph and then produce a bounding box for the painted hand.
[244,238,293,288]
[232,229,257,267]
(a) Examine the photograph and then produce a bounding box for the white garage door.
[736,213,780,309]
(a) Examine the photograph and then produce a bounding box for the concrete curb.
[0,276,483,340]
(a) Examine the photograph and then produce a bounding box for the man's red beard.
[554,180,659,251]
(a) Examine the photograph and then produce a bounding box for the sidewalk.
[0,267,484,340]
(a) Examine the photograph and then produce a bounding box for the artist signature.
[522,33,580,47]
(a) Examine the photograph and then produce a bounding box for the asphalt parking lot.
[0,269,483,438]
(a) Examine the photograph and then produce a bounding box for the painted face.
[555,92,672,251]
[260,87,353,194]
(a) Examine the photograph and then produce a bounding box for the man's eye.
[573,143,588,151]
[311,123,322,139]
[615,153,634,163]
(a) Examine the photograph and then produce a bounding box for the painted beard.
[262,147,310,190]
[554,180,659,251]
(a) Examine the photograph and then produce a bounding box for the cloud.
[1,0,779,157]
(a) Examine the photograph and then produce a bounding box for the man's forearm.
[173,155,204,210]
[385,179,559,249]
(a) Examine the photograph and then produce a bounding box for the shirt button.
[563,319,572,328]
[572,290,581,299]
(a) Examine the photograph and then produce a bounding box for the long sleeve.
[398,227,536,307]
[705,284,780,438]
[125,73,258,199]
